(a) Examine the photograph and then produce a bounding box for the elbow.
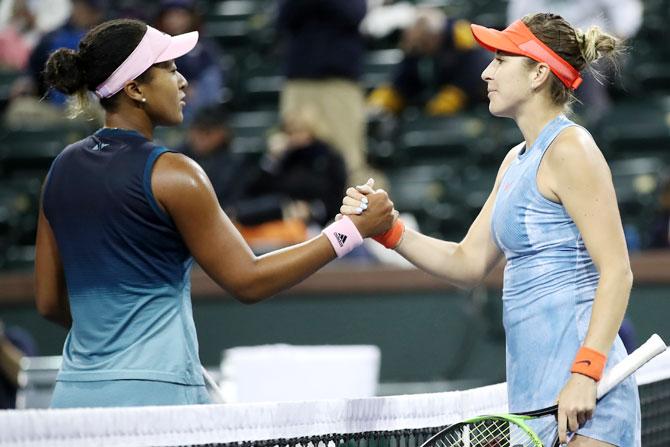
[457,274,485,292]
[623,267,634,289]
[457,263,489,291]
[34,278,71,328]
[228,280,273,305]
[461,279,480,292]
[214,261,277,304]
[231,290,264,305]
[601,264,634,289]
[617,263,634,286]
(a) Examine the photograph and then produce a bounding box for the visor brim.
[155,31,199,63]
[470,24,523,55]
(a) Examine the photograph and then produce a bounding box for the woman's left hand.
[556,373,597,443]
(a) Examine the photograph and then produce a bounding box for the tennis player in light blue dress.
[343,12,639,446]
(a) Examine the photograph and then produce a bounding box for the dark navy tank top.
[43,127,203,385]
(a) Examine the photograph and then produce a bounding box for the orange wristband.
[373,219,405,249]
[571,346,607,381]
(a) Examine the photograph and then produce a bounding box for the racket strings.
[432,418,537,447]
[526,414,559,446]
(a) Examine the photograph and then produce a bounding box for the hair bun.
[577,25,619,64]
[44,48,87,95]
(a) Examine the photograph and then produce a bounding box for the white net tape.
[1,349,668,447]
[1,383,507,447]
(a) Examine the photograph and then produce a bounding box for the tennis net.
[1,349,668,447]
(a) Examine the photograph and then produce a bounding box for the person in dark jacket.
[649,173,670,248]
[368,7,490,116]
[178,105,250,213]
[277,0,385,188]
[154,0,226,123]
[27,0,106,106]
[236,106,347,231]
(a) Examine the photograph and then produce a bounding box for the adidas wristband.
[571,346,607,381]
[322,216,364,258]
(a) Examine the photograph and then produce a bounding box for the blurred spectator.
[367,7,490,117]
[154,0,226,123]
[108,0,153,22]
[277,0,385,188]
[507,0,643,123]
[360,1,416,39]
[508,0,642,42]
[618,317,637,354]
[0,320,37,409]
[27,0,106,105]
[0,0,35,69]
[649,173,670,249]
[179,105,250,212]
[0,0,71,70]
[234,106,347,249]
[2,0,104,127]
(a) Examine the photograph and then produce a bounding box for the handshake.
[322,179,405,258]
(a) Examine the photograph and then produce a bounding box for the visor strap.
[511,20,583,90]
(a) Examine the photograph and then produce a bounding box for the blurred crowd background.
[0,0,669,271]
[3,0,670,411]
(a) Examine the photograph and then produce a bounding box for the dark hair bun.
[44,48,87,95]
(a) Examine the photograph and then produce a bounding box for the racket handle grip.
[596,333,667,399]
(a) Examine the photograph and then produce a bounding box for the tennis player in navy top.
[343,13,638,447]
[34,18,395,408]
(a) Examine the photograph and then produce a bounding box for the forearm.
[234,235,336,302]
[395,228,483,289]
[582,268,634,354]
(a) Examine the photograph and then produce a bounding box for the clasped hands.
[336,179,398,239]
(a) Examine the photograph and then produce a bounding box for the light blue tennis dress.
[490,115,640,446]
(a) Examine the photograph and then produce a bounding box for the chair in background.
[219,344,380,403]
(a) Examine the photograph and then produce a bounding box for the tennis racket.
[421,333,667,447]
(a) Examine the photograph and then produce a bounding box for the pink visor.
[95,25,199,98]
[470,20,583,90]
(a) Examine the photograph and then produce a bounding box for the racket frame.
[421,334,667,447]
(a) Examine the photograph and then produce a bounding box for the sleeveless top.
[490,115,640,445]
[43,128,204,386]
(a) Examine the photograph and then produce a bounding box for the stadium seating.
[0,0,669,268]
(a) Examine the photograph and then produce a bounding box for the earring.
[141,98,147,103]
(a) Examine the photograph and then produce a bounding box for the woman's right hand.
[340,179,397,238]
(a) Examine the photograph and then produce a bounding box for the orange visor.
[471,20,583,90]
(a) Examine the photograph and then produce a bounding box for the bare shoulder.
[151,152,216,211]
[152,152,211,192]
[545,126,608,174]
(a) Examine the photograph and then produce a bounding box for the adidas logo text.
[334,232,348,247]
